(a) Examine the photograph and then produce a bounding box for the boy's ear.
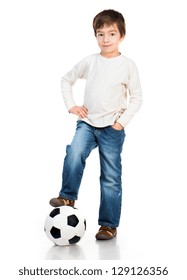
[120,35,125,42]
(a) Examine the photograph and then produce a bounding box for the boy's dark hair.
[93,9,126,37]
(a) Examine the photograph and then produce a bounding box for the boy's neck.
[100,51,121,58]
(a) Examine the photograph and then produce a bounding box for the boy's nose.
[103,35,109,43]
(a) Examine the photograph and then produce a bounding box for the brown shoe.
[95,226,117,240]
[49,197,75,207]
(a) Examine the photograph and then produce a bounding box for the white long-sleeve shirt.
[61,53,142,128]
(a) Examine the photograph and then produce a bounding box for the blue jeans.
[59,121,125,228]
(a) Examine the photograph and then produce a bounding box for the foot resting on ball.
[49,197,75,207]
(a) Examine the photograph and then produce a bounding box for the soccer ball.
[44,206,86,246]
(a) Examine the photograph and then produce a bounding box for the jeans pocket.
[109,126,124,133]
[106,126,125,143]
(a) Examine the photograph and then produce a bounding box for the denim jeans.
[59,121,126,228]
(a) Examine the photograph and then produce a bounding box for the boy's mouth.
[102,44,112,48]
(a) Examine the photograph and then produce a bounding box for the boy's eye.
[97,33,103,37]
[110,33,116,36]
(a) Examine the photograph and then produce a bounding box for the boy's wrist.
[69,106,88,118]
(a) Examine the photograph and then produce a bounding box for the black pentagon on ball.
[49,208,60,218]
[84,219,86,230]
[67,214,79,227]
[69,235,81,244]
[50,226,61,239]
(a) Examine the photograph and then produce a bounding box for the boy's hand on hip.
[112,122,124,130]
[69,106,88,118]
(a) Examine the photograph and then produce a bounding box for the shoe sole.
[49,198,65,207]
[49,198,75,208]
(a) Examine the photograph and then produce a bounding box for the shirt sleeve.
[61,57,89,111]
[117,61,143,128]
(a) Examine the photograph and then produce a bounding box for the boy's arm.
[61,58,88,115]
[117,61,142,128]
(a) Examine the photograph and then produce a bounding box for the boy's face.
[96,23,124,58]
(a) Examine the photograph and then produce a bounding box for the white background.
[0,0,187,279]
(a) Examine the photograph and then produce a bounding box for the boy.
[50,9,142,240]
